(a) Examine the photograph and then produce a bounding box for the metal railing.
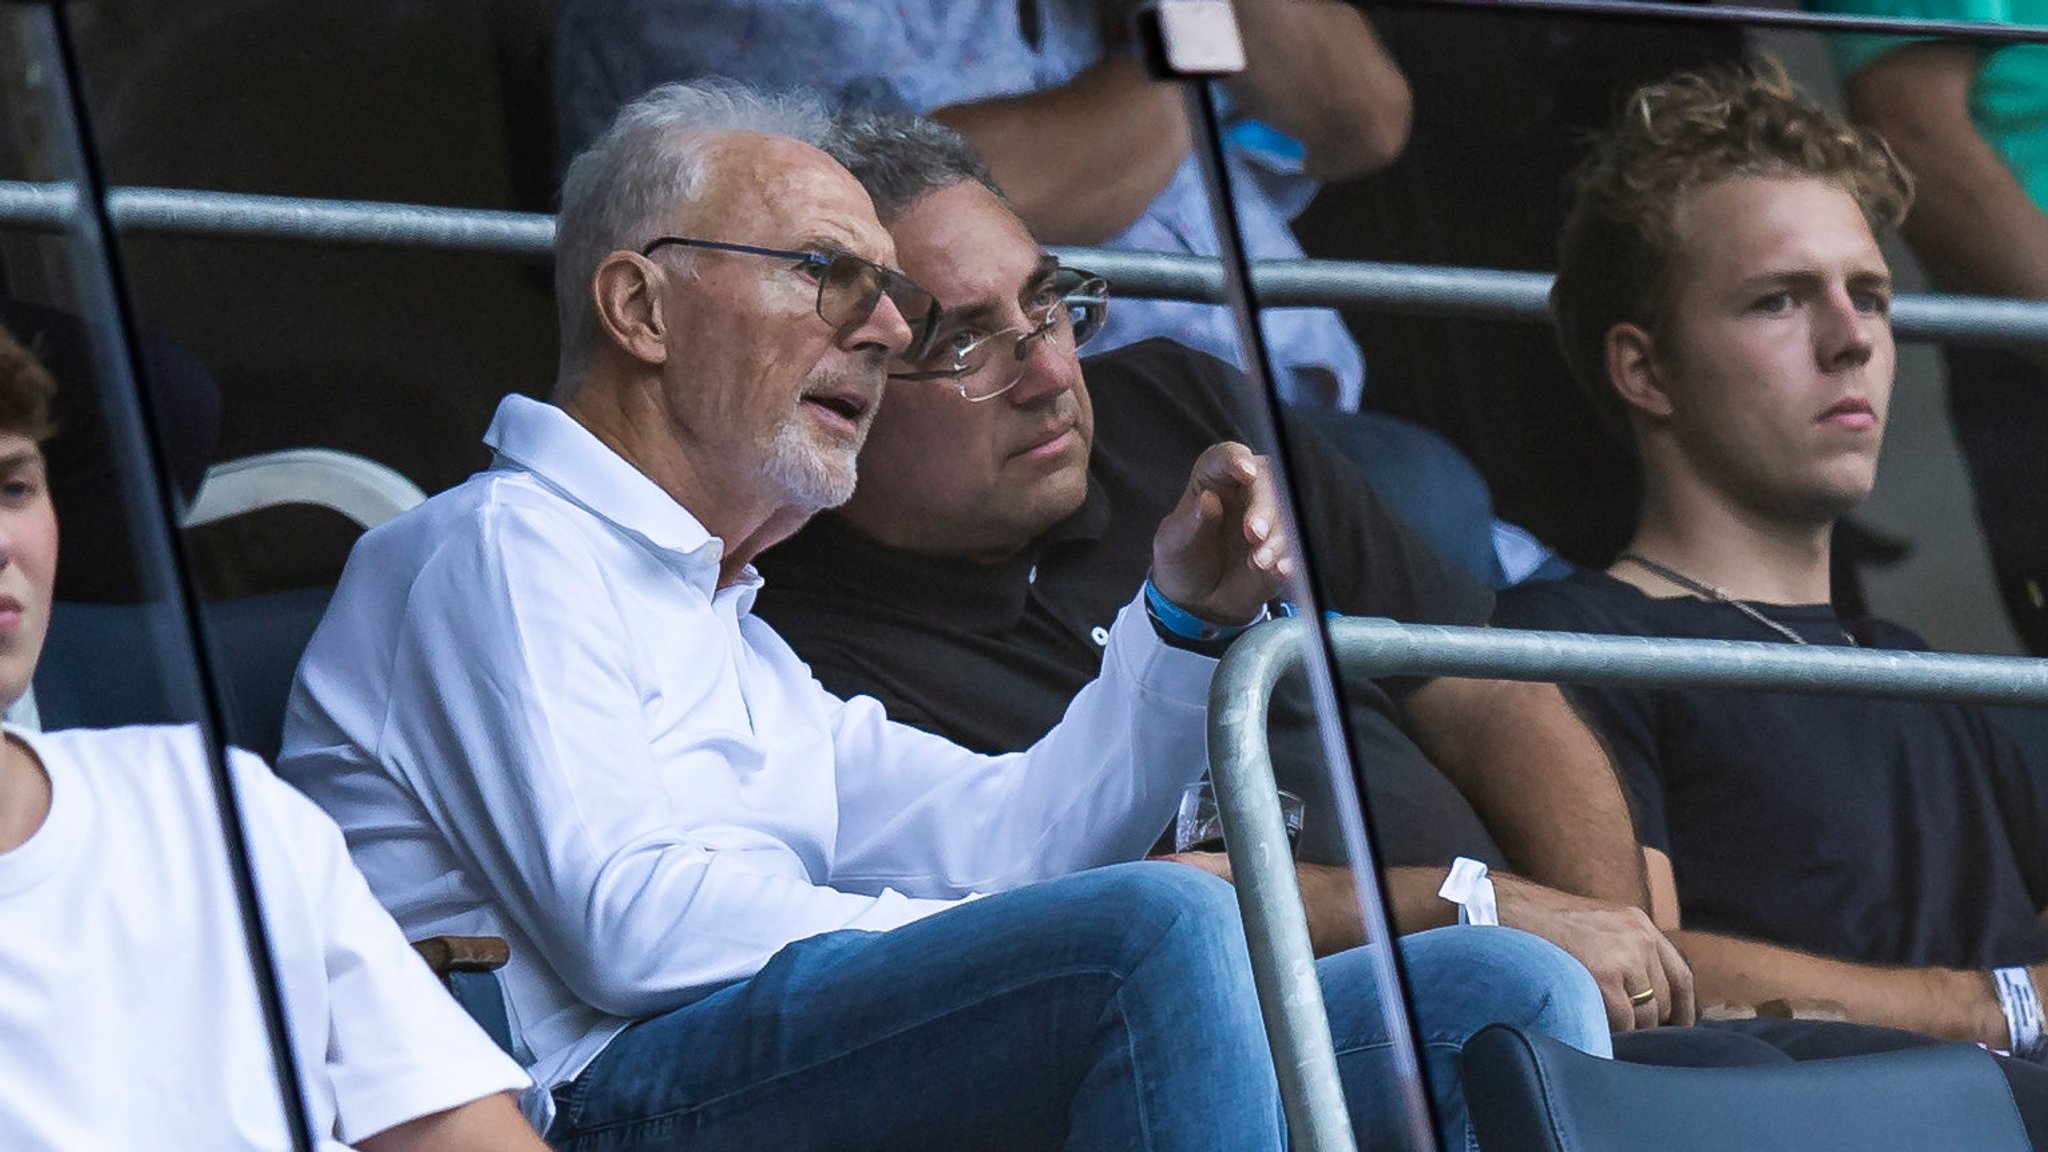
[1206,616,2048,1148]
[5,180,2048,346]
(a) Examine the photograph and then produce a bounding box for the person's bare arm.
[1399,676,1650,910]
[1649,846,2024,1045]
[1851,44,2048,324]
[1385,865,1693,1032]
[356,1092,548,1152]
[1160,851,1365,956]
[1166,852,1692,1031]
[1675,930,2029,1045]
[932,3,1407,242]
[1645,843,1681,931]
[931,56,1190,245]
[1231,0,1411,180]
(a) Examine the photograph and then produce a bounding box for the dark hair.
[0,322,56,442]
[1552,58,1914,444]
[823,110,1007,222]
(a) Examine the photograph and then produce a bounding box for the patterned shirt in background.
[1805,0,2048,216]
[554,0,1368,409]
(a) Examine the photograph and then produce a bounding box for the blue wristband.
[1144,578,1257,642]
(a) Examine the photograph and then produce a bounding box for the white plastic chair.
[184,447,426,529]
[20,449,425,736]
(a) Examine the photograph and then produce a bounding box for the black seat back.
[35,585,333,765]
[1463,1024,2030,1152]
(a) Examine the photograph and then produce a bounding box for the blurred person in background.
[1803,0,2048,655]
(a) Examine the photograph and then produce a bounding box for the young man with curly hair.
[1499,61,2048,1061]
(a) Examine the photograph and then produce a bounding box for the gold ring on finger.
[1627,986,1656,1006]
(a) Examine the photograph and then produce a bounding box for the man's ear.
[1605,321,1675,422]
[592,252,670,367]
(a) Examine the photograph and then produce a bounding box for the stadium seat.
[181,448,423,760]
[1462,1023,2029,1152]
[184,447,426,532]
[413,936,520,1060]
[34,447,421,762]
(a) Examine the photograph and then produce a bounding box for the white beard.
[762,409,861,510]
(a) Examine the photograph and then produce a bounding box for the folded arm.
[1166,851,1693,1032]
[1400,675,1650,909]
[1652,847,2028,1045]
[1674,929,2023,1046]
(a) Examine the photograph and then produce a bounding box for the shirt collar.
[483,394,757,600]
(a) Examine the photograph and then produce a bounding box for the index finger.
[1188,442,1260,495]
[1238,454,1283,541]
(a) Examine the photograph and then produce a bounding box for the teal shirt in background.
[1809,0,2048,213]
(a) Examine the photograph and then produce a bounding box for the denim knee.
[1047,861,1251,985]
[1401,926,1610,1057]
[1071,859,1241,938]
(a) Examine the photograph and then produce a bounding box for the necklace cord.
[1616,553,1857,647]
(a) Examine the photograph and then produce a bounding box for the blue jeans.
[1335,925,1610,1152]
[545,863,1605,1152]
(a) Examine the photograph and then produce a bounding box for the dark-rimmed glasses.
[888,268,1110,403]
[640,237,942,361]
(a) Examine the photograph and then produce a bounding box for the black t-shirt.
[1495,568,2048,970]
[755,338,1503,868]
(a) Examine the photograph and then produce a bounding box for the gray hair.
[553,80,833,391]
[822,110,1007,224]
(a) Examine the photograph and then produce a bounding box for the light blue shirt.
[554,0,1368,408]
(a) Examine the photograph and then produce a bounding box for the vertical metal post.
[1137,3,1435,1149]
[17,5,320,1149]
[1206,618,1363,1152]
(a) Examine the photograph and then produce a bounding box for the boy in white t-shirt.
[0,325,547,1151]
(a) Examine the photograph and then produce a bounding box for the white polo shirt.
[279,394,1217,1124]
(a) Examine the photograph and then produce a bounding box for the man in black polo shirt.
[762,333,1502,870]
[1496,63,2048,1056]
[753,111,1698,1034]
